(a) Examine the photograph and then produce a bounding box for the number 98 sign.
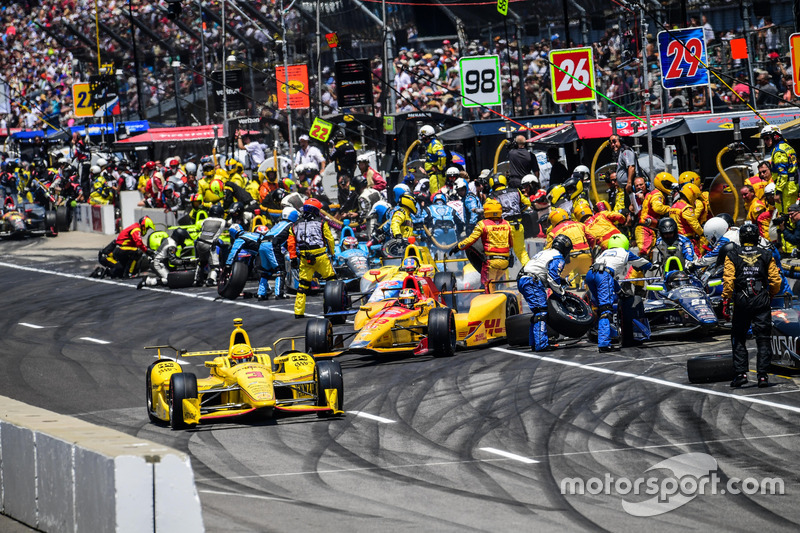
[549,47,596,104]
[458,55,501,108]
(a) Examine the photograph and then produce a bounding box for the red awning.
[117,124,260,144]
[571,111,710,139]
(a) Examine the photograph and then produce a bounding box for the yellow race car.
[308,275,520,357]
[146,318,344,429]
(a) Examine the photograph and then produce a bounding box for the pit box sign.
[211,69,246,112]
[549,47,596,104]
[88,75,120,116]
[458,55,501,108]
[334,59,374,108]
[309,117,333,143]
[276,64,311,110]
[72,83,93,118]
[658,27,709,90]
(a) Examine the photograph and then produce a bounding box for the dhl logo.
[465,318,505,339]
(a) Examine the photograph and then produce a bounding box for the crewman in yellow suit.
[418,125,447,193]
[390,194,417,239]
[489,174,532,265]
[451,199,512,293]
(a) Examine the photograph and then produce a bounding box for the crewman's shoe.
[533,345,557,353]
[730,373,748,388]
[295,314,305,320]
[276,294,288,300]
[598,345,620,353]
[137,278,146,290]
[258,294,270,301]
[757,373,769,388]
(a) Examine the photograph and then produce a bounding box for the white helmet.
[90,165,101,175]
[760,124,781,137]
[703,217,729,247]
[454,178,468,189]
[418,125,435,139]
[357,153,370,164]
[281,206,299,221]
[294,164,306,174]
[573,165,590,178]
[184,162,197,175]
[96,157,108,168]
[445,166,460,177]
[764,182,776,195]
[305,162,319,173]
[521,173,539,187]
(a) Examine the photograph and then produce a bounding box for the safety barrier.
[0,395,204,533]
[70,203,116,235]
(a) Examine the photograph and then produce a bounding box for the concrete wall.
[71,203,116,235]
[0,396,204,533]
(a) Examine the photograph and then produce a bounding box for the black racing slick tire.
[687,354,736,384]
[506,313,532,347]
[323,280,349,325]
[45,210,58,237]
[547,292,595,338]
[167,270,196,289]
[56,205,70,232]
[169,372,198,430]
[428,307,456,357]
[433,272,457,308]
[218,261,249,300]
[505,294,520,318]
[315,360,344,417]
[306,318,333,355]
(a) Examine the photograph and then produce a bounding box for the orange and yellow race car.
[146,318,343,429]
[307,275,520,358]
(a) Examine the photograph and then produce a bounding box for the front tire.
[547,292,595,338]
[306,318,333,354]
[687,354,735,383]
[323,280,349,325]
[428,307,456,357]
[315,360,344,417]
[169,373,197,430]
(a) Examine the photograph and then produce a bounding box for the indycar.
[307,275,520,357]
[145,318,344,429]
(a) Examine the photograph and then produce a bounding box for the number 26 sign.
[549,47,596,104]
[658,27,708,89]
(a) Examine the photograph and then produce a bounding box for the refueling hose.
[715,146,741,222]
[590,140,610,205]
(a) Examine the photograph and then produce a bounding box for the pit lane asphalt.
[2,233,800,532]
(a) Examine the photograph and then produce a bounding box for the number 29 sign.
[549,47,596,104]
[658,27,708,89]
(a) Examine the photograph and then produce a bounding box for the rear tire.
[547,292,595,338]
[306,318,333,354]
[44,210,58,237]
[169,373,197,430]
[506,313,532,347]
[687,354,735,383]
[218,261,249,300]
[428,307,456,357]
[167,270,196,289]
[433,272,457,308]
[323,280,349,325]
[56,205,70,232]
[315,360,344,417]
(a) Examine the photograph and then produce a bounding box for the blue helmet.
[432,193,447,204]
[393,184,411,203]
[371,201,390,221]
[402,173,416,187]
[281,207,299,223]
[229,224,244,240]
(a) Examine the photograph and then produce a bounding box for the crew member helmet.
[607,233,629,250]
[281,207,299,222]
[399,194,418,214]
[703,217,729,247]
[549,207,569,226]
[551,234,573,257]
[739,222,759,245]
[139,216,155,233]
[483,198,503,219]
[654,172,677,196]
[172,227,190,245]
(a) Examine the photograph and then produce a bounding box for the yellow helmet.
[399,193,418,214]
[489,174,507,191]
[680,182,701,204]
[230,343,254,363]
[569,178,584,200]
[483,198,503,219]
[654,172,677,195]
[226,158,243,174]
[549,207,569,226]
[547,184,566,206]
[678,171,701,188]
[572,199,592,222]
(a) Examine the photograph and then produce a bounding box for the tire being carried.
[218,261,249,300]
[687,354,735,383]
[169,372,197,430]
[323,280,349,325]
[506,313,532,347]
[167,270,196,289]
[315,359,344,417]
[428,307,456,357]
[547,292,595,338]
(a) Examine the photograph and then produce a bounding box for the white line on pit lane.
[480,447,539,464]
[80,337,111,345]
[198,489,293,502]
[748,389,800,397]
[0,261,320,318]
[348,410,396,423]
[492,346,800,415]
[19,322,45,329]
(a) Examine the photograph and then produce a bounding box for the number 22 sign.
[549,47,596,104]
[658,27,708,89]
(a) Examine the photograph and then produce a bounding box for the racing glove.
[448,246,460,256]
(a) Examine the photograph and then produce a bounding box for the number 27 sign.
[658,27,708,89]
[549,47,596,104]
